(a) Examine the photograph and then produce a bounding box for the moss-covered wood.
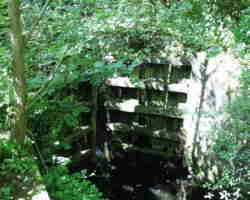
[127,146,178,158]
[105,99,184,118]
[170,64,192,83]
[107,109,182,130]
[73,61,191,161]
[138,63,171,81]
[107,122,180,142]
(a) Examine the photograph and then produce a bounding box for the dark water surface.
[90,149,189,200]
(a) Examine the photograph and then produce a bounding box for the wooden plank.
[170,65,192,83]
[121,142,174,157]
[105,99,184,119]
[151,138,179,152]
[167,92,187,108]
[107,122,180,142]
[137,63,171,81]
[107,108,183,131]
[126,146,176,158]
[109,86,139,100]
[107,77,189,94]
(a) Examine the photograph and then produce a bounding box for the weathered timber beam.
[107,123,180,143]
[107,109,183,131]
[126,145,176,159]
[106,77,189,94]
[108,85,187,103]
[107,106,183,120]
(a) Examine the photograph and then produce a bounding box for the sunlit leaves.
[207,67,250,200]
[0,0,8,25]
[45,166,103,200]
[209,0,249,20]
[235,6,250,45]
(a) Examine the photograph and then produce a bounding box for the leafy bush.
[0,140,104,200]
[0,140,41,200]
[45,166,104,200]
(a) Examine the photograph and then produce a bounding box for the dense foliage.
[45,166,103,200]
[204,68,250,200]
[0,140,103,200]
[0,140,40,200]
[0,0,249,199]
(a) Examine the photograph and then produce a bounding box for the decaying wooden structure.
[76,61,192,162]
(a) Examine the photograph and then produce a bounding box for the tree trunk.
[8,0,27,144]
[8,1,51,200]
[191,60,208,174]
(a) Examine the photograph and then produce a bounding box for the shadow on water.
[88,149,189,200]
[68,146,207,200]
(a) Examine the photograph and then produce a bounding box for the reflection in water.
[134,184,176,200]
[91,149,187,200]
[148,184,176,200]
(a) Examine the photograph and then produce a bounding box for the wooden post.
[91,86,98,162]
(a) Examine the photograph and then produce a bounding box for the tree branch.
[28,46,69,109]
[25,0,50,44]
